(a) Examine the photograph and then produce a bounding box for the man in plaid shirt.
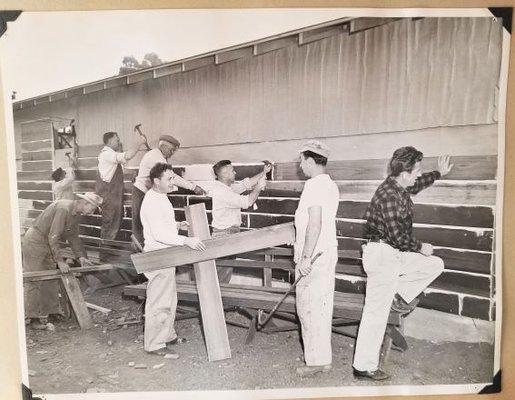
[352,146,453,381]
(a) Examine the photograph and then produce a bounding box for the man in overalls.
[96,131,145,240]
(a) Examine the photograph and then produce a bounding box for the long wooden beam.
[23,264,124,282]
[130,222,295,274]
[186,204,231,362]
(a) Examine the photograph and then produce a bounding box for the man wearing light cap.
[22,192,102,330]
[131,135,206,248]
[294,140,339,377]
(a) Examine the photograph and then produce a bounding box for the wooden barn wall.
[13,17,502,322]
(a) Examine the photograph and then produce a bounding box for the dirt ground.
[25,286,494,395]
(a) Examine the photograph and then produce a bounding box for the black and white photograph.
[0,6,508,399]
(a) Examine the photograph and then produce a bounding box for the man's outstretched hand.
[437,155,454,177]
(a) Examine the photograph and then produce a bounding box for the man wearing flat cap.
[293,140,339,377]
[131,135,206,248]
[23,193,102,330]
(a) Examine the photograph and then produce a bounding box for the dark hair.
[51,167,66,182]
[149,163,173,183]
[389,146,423,177]
[301,151,328,166]
[103,131,118,144]
[212,160,232,178]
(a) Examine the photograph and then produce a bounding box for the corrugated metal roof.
[13,16,409,110]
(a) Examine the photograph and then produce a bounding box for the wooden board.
[186,203,231,362]
[60,273,93,329]
[21,140,52,152]
[22,150,53,162]
[22,160,53,172]
[274,155,497,181]
[131,221,295,274]
[18,190,53,201]
[23,264,122,282]
[264,180,497,206]
[17,181,53,191]
[17,171,53,181]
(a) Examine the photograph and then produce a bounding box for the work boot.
[296,364,332,377]
[30,317,49,330]
[145,347,177,356]
[166,337,187,349]
[391,294,419,314]
[353,368,390,381]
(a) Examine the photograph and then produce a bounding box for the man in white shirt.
[132,135,206,248]
[96,131,145,240]
[294,140,339,377]
[140,162,206,354]
[209,160,271,283]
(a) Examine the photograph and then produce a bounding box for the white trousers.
[295,248,338,367]
[353,242,444,371]
[144,268,178,352]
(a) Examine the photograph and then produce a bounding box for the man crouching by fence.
[352,147,452,381]
[140,162,206,355]
[294,140,339,377]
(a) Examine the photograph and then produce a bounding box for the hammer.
[134,123,151,151]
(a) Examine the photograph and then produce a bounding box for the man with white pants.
[352,146,452,381]
[294,140,339,377]
[140,162,206,354]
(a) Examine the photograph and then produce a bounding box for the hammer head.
[134,123,142,131]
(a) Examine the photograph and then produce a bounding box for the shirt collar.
[385,175,408,194]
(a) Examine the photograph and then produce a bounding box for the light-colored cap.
[76,192,103,209]
[299,140,330,158]
[159,135,180,147]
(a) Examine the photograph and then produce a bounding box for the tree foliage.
[118,53,164,75]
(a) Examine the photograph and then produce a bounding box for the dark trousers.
[131,185,146,247]
[96,165,124,241]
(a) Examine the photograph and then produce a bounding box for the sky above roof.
[0,8,353,101]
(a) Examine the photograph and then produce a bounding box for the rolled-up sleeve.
[47,208,69,261]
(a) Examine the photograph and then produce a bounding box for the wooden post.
[60,273,93,329]
[263,254,272,287]
[186,203,231,362]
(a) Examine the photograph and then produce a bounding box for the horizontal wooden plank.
[183,56,215,72]
[31,200,52,211]
[299,24,345,45]
[432,271,490,297]
[337,201,494,229]
[265,180,497,206]
[131,222,295,274]
[21,140,52,152]
[18,190,53,201]
[75,169,136,181]
[23,264,120,281]
[77,158,98,169]
[418,291,460,314]
[334,220,492,252]
[19,209,42,219]
[21,121,52,142]
[245,199,494,229]
[17,171,53,181]
[22,160,53,171]
[433,248,491,274]
[77,144,104,158]
[274,155,497,181]
[80,215,131,230]
[73,180,133,193]
[461,296,491,320]
[79,225,131,242]
[22,150,52,161]
[215,46,253,64]
[254,36,298,55]
[17,181,52,191]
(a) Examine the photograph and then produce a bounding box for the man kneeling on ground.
[140,162,206,355]
[352,147,452,381]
